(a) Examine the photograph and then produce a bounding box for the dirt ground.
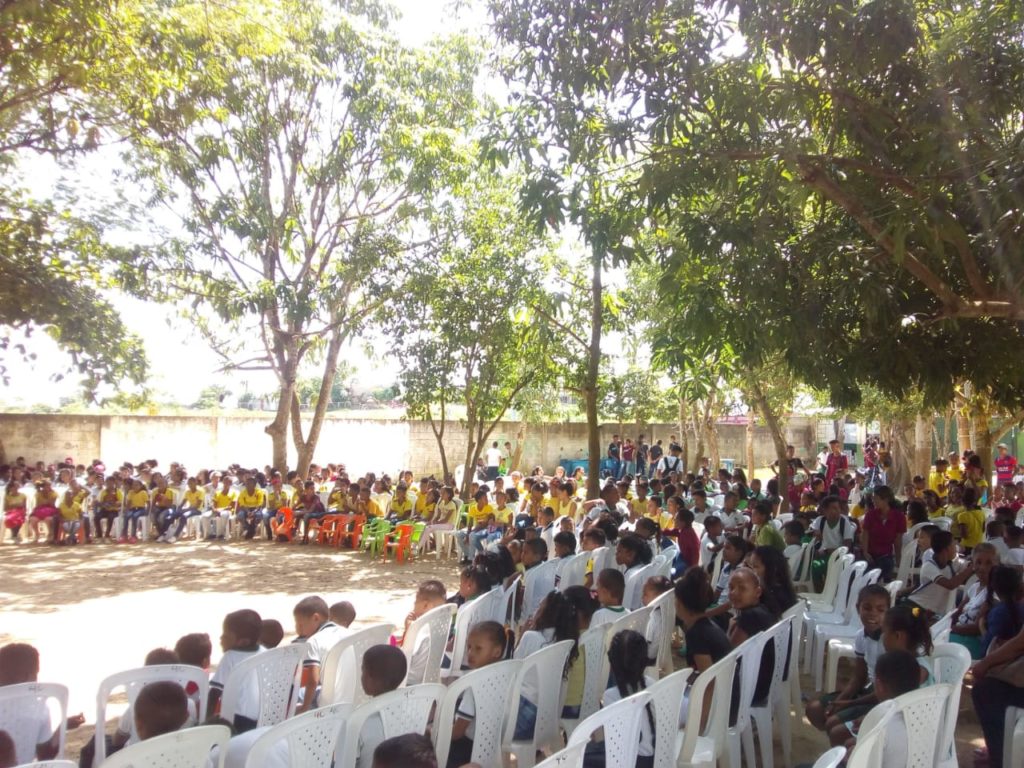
[0,539,986,766]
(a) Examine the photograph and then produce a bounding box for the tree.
[487,0,1024,419]
[192,385,231,410]
[0,0,150,397]
[122,0,480,473]
[392,173,559,496]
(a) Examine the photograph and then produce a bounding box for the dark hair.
[260,619,285,648]
[224,609,262,650]
[134,681,189,739]
[293,595,329,619]
[724,534,752,562]
[752,499,773,520]
[174,633,212,668]
[875,650,920,698]
[597,568,626,601]
[635,517,659,538]
[523,538,548,560]
[857,583,891,607]
[0,729,14,768]
[782,520,805,539]
[873,485,895,505]
[467,621,511,658]
[930,530,954,553]
[553,531,577,554]
[144,648,179,666]
[906,499,928,525]
[362,645,408,693]
[475,549,516,584]
[372,733,438,768]
[328,602,356,628]
[460,565,494,595]
[751,546,797,615]
[675,566,715,613]
[607,630,656,737]
[989,565,1024,639]
[644,575,673,597]
[884,605,933,656]
[963,487,980,509]
[581,527,607,546]
[617,533,653,566]
[0,643,39,686]
[533,591,580,669]
[562,585,599,623]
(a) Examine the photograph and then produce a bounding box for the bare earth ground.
[0,540,984,766]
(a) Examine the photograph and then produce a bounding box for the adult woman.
[674,567,732,675]
[860,485,907,580]
[949,542,1000,658]
[971,623,1024,767]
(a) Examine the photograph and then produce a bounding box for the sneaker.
[166,535,176,544]
[156,534,166,543]
[13,535,21,544]
[128,536,138,544]
[117,536,128,544]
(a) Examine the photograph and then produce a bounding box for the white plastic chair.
[562,624,611,737]
[0,683,68,765]
[894,537,920,587]
[931,516,953,530]
[504,640,574,768]
[821,579,901,692]
[1004,706,1024,768]
[100,724,230,768]
[648,668,691,768]
[607,605,654,649]
[13,761,78,768]
[335,684,445,768]
[448,590,503,675]
[566,689,652,768]
[521,560,560,628]
[401,603,457,685]
[557,551,592,590]
[808,566,879,691]
[532,741,586,768]
[788,543,813,591]
[811,746,847,768]
[930,609,955,644]
[726,630,769,768]
[433,659,521,768]
[319,623,394,705]
[845,708,890,768]
[677,647,739,768]
[799,547,848,603]
[495,576,521,625]
[589,546,615,578]
[646,589,677,678]
[848,685,954,768]
[802,557,859,675]
[931,643,971,768]
[749,619,791,768]
[781,600,806,757]
[93,664,210,766]
[243,703,352,768]
[220,644,304,729]
[624,563,659,610]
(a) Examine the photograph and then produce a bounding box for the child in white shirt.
[590,569,629,627]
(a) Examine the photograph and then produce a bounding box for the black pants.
[95,510,118,537]
[972,676,1024,767]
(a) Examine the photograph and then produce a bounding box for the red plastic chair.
[382,524,414,563]
[270,507,296,542]
[338,516,366,549]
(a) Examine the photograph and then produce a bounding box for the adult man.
[484,441,502,481]
[648,439,664,469]
[636,434,649,478]
[824,439,848,488]
[607,434,622,479]
[995,443,1018,487]
[620,438,636,478]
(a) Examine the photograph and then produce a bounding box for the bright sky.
[1,0,495,409]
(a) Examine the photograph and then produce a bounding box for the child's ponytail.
[885,604,933,657]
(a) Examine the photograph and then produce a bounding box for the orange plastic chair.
[316,514,346,546]
[338,515,366,549]
[270,507,295,541]
[382,524,414,563]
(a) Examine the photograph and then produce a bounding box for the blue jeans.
[514,697,537,740]
[469,528,490,554]
[127,507,147,537]
[622,460,636,478]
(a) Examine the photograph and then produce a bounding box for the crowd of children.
[4,442,1024,766]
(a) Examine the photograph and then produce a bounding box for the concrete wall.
[0,412,820,477]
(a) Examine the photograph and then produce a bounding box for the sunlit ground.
[0,538,985,764]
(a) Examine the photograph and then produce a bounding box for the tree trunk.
[265,358,298,473]
[746,412,756,476]
[690,406,705,474]
[942,408,953,457]
[913,413,932,479]
[972,406,993,479]
[887,418,914,490]
[748,376,790,513]
[677,393,688,469]
[292,328,346,477]
[460,411,479,502]
[428,410,449,483]
[957,410,973,453]
[584,251,603,500]
[510,421,526,473]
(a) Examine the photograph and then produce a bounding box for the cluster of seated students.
[4,447,1024,765]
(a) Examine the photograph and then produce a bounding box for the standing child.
[208,609,264,733]
[445,621,509,768]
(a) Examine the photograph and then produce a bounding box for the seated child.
[806,584,890,735]
[700,515,725,570]
[399,580,447,685]
[133,681,190,742]
[520,538,548,573]
[782,520,805,560]
[596,630,656,768]
[329,601,357,628]
[208,609,264,733]
[580,527,607,589]
[591,569,629,627]
[445,621,509,768]
[906,530,974,617]
[260,619,284,649]
[293,596,349,713]
[641,575,674,655]
[749,501,784,552]
[0,643,84,763]
[552,531,577,586]
[373,733,438,768]
[174,632,213,710]
[356,646,409,768]
[985,519,1009,560]
[1005,524,1024,567]
[854,650,921,766]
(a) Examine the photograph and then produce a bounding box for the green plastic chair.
[365,520,392,558]
[359,518,386,554]
[410,521,428,556]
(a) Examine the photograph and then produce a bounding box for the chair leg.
[813,632,826,693]
[825,646,842,692]
[774,696,792,768]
